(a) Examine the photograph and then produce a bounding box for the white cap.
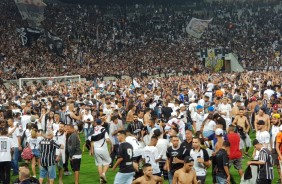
[215,128,223,136]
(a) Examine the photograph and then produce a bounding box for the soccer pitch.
[11,132,279,184]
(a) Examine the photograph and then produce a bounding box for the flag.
[186,18,212,38]
[14,0,46,27]
[133,79,141,88]
[46,31,65,57]
[16,27,43,46]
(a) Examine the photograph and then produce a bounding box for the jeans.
[0,161,11,184]
[114,172,135,184]
[11,147,19,175]
[168,171,175,184]
[84,128,93,139]
[216,176,227,184]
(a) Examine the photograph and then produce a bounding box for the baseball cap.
[196,105,203,110]
[215,128,223,136]
[257,120,265,125]
[207,106,215,112]
[184,156,194,163]
[96,119,102,125]
[253,139,260,146]
[273,113,280,119]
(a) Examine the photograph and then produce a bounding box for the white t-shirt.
[103,108,113,122]
[125,136,143,157]
[142,146,160,174]
[21,115,31,131]
[8,127,20,147]
[192,112,205,131]
[27,137,41,150]
[203,120,216,132]
[218,103,232,118]
[82,114,94,129]
[156,138,169,160]
[109,121,123,145]
[89,126,109,150]
[256,130,270,149]
[264,89,274,100]
[207,83,214,91]
[54,133,66,163]
[166,118,186,139]
[0,136,14,161]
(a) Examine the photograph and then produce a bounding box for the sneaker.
[100,175,107,183]
[64,171,72,176]
[33,175,36,178]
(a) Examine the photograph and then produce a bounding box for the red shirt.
[227,133,242,159]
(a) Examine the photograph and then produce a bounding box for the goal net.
[19,75,81,89]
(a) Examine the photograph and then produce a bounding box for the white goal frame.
[19,75,81,89]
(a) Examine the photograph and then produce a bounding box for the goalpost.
[19,75,81,89]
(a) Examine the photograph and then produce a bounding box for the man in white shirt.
[8,118,21,176]
[82,108,94,140]
[205,79,214,102]
[54,123,66,184]
[0,128,14,184]
[89,119,112,183]
[218,98,232,127]
[264,86,275,100]
[166,112,186,141]
[142,136,161,176]
[109,116,123,167]
[255,120,270,159]
[21,110,32,132]
[192,105,204,133]
[103,103,113,123]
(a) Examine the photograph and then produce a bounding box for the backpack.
[21,146,34,160]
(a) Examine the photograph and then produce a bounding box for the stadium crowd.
[0,70,281,184]
[0,0,281,80]
[0,0,282,184]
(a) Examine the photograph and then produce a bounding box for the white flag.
[186,18,212,38]
[133,79,141,88]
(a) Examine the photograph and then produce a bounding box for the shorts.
[94,149,111,166]
[32,149,40,158]
[71,158,81,171]
[239,133,251,149]
[271,150,279,166]
[40,165,56,179]
[229,158,242,170]
[114,172,135,184]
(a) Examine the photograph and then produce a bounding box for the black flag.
[16,27,43,46]
[46,31,65,57]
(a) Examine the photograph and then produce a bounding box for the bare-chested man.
[254,108,270,131]
[232,109,251,156]
[132,163,163,184]
[172,156,198,184]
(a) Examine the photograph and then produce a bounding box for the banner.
[14,0,46,27]
[16,27,43,46]
[186,18,212,38]
[197,48,231,72]
[46,31,65,57]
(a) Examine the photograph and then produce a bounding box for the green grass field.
[11,132,279,184]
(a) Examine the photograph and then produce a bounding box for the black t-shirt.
[161,106,173,121]
[166,145,189,173]
[118,142,135,173]
[215,148,229,178]
[180,140,192,153]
